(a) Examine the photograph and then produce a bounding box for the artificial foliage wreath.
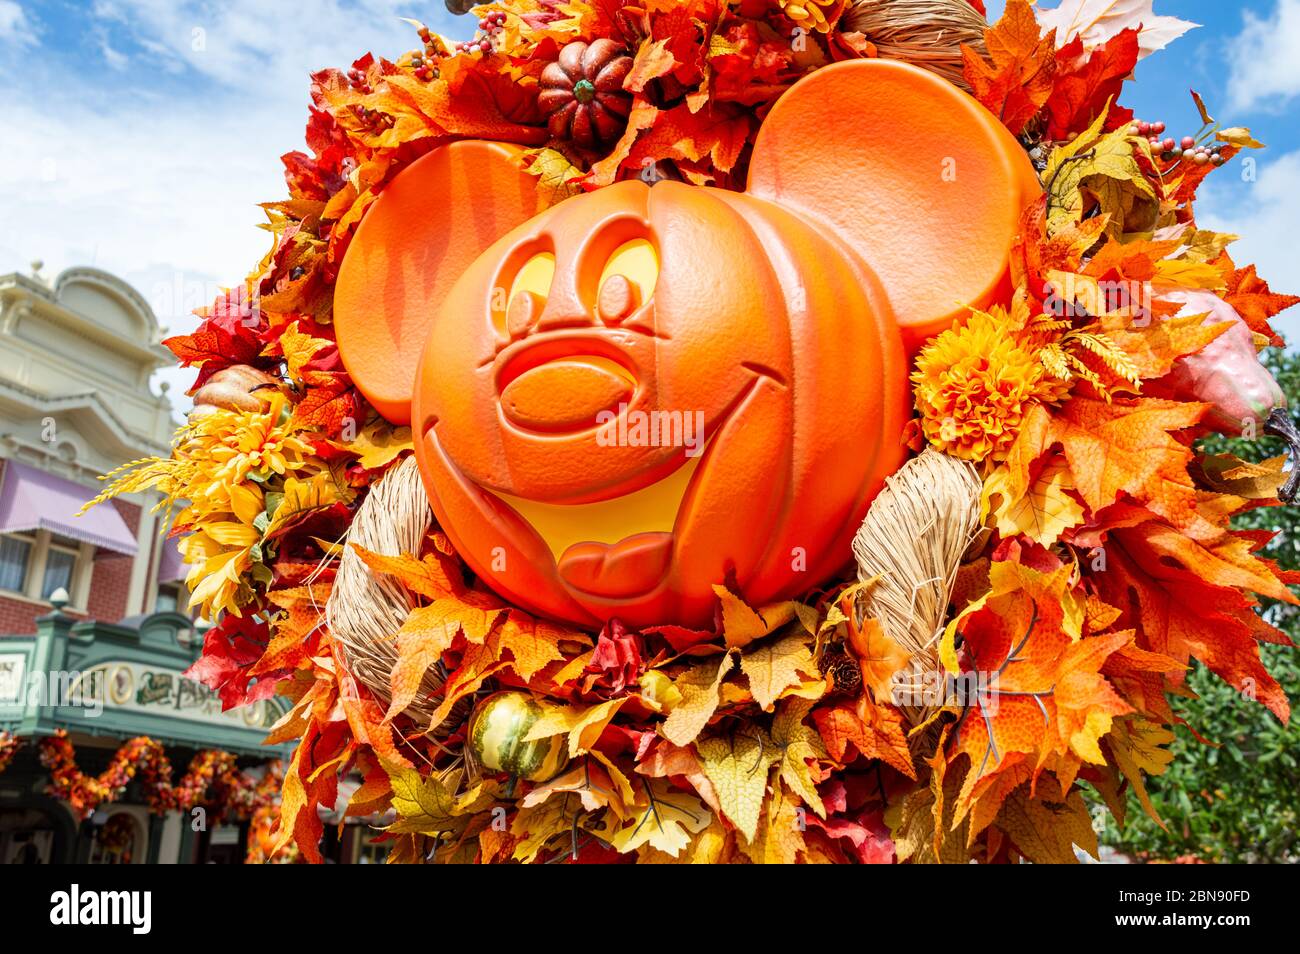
[90,0,1300,863]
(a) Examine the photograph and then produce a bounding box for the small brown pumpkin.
[538,39,633,150]
[190,365,281,420]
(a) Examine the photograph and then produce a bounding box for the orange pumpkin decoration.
[334,61,1040,629]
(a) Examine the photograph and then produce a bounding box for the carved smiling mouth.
[426,364,781,604]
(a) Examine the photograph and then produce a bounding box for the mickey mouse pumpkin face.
[335,60,1040,629]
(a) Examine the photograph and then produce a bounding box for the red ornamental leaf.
[806,807,895,864]
[1044,29,1139,140]
[184,614,273,711]
[292,370,364,436]
[164,288,267,389]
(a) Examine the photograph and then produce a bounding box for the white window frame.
[0,530,92,611]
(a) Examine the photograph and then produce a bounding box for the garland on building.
[87,0,1300,863]
[0,731,19,775]
[37,729,279,822]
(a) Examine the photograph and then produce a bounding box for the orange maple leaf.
[961,0,1057,135]
[812,696,916,779]
[1082,513,1294,720]
[1049,396,1222,541]
[945,562,1132,803]
[1223,263,1300,345]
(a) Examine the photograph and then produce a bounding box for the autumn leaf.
[1105,717,1175,825]
[1048,396,1218,542]
[739,630,816,711]
[994,773,1098,863]
[277,321,333,385]
[605,778,711,857]
[521,147,585,207]
[846,612,911,700]
[350,544,462,601]
[525,697,626,758]
[713,584,797,649]
[384,604,462,721]
[771,698,829,817]
[660,651,735,746]
[334,418,412,472]
[1036,0,1198,59]
[943,560,1130,809]
[696,729,779,841]
[1043,106,1157,237]
[983,454,1086,547]
[962,0,1057,136]
[263,470,353,540]
[520,759,629,819]
[888,744,972,864]
[1084,517,1293,720]
[510,792,588,863]
[625,37,677,92]
[1043,29,1138,140]
[741,781,806,864]
[813,696,916,779]
[496,611,584,682]
[1223,264,1300,344]
[385,765,491,835]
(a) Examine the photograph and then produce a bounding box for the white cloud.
[0,0,35,46]
[91,0,444,108]
[0,1,467,416]
[1199,151,1300,331]
[1226,0,1300,112]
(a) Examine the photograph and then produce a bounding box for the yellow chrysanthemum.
[780,0,848,34]
[912,307,1070,463]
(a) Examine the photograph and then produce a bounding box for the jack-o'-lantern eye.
[497,251,556,339]
[596,239,658,324]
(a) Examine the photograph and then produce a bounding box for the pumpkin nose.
[500,357,634,433]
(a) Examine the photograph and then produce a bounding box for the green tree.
[1101,349,1300,863]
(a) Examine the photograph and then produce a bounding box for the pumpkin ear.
[747,60,1041,351]
[335,140,549,423]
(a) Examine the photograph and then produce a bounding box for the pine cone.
[538,39,633,150]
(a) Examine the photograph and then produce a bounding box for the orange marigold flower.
[912,306,1070,463]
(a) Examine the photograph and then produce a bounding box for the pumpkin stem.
[573,79,596,104]
[1264,407,1300,503]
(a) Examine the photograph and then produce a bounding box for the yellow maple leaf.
[1106,717,1175,825]
[334,417,413,471]
[696,729,779,841]
[739,631,817,711]
[659,651,735,746]
[994,774,1097,863]
[277,321,333,384]
[524,697,626,758]
[712,584,797,649]
[983,454,1086,547]
[605,778,711,857]
[771,698,828,818]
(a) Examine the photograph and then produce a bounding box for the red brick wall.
[0,594,87,636]
[84,499,143,623]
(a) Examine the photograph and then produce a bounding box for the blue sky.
[0,0,1297,399]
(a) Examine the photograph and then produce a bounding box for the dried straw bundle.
[851,449,983,724]
[842,0,989,92]
[326,456,456,730]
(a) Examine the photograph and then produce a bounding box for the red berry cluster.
[1130,119,1227,167]
[453,10,506,54]
[345,66,372,94]
[412,26,446,80]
